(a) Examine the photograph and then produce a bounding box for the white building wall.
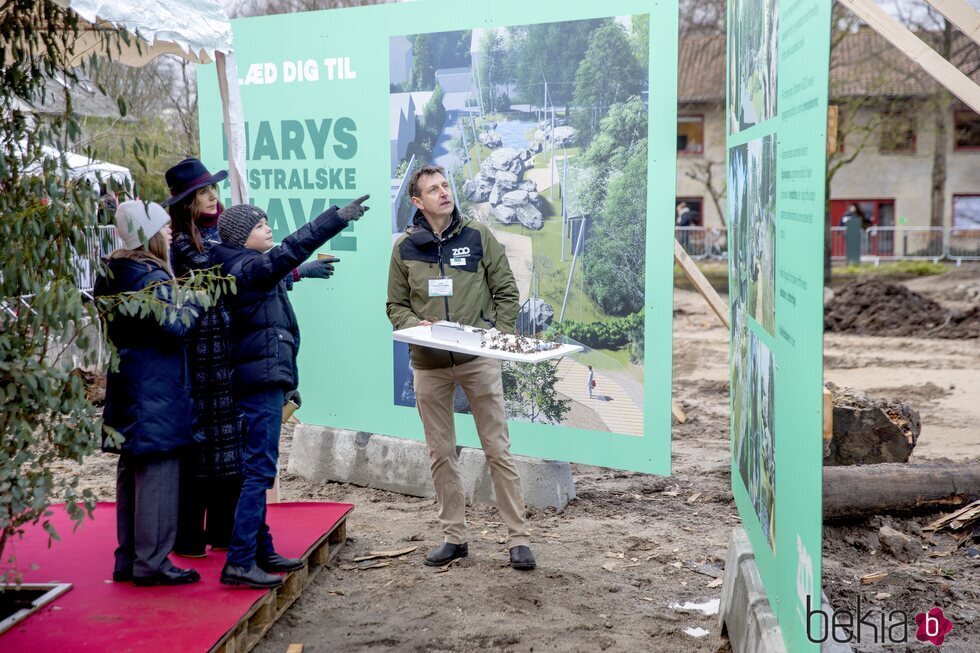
[675,102,980,229]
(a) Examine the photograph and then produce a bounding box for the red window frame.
[952,194,980,229]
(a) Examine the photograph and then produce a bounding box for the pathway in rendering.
[524,152,567,196]
[555,357,643,436]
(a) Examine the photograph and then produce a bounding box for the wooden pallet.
[210,516,348,653]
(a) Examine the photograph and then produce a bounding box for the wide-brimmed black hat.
[162,157,227,207]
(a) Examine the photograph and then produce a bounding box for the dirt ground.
[59,265,980,652]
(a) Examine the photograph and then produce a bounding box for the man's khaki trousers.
[413,355,529,547]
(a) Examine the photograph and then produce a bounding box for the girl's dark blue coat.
[95,257,201,457]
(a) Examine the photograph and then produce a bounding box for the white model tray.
[392,325,583,363]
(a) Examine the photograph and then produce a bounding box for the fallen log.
[823,463,980,519]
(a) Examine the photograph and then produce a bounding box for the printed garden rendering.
[389,16,651,435]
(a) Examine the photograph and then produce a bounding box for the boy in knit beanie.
[211,196,369,588]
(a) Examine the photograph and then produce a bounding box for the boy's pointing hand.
[339,194,370,222]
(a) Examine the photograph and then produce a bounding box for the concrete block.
[719,527,852,653]
[288,424,575,510]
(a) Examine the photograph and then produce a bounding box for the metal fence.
[75,226,122,294]
[684,225,978,264]
[864,226,945,262]
[947,227,980,263]
[675,226,728,260]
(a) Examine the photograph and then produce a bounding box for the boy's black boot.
[258,553,304,573]
[220,563,284,588]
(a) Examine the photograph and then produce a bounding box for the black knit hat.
[218,204,267,248]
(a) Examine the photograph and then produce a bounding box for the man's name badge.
[449,257,466,267]
[428,277,453,297]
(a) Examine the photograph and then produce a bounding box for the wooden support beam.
[823,387,833,442]
[673,239,730,329]
[673,239,833,435]
[839,0,980,113]
[925,0,980,44]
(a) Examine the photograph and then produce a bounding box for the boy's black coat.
[210,208,347,395]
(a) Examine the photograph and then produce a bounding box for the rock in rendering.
[463,145,542,229]
[491,204,518,224]
[488,190,542,230]
[552,126,576,146]
[462,176,493,203]
[514,202,544,230]
[488,184,502,206]
[516,298,555,334]
[501,189,529,207]
[494,170,519,190]
[482,148,526,176]
[479,131,502,148]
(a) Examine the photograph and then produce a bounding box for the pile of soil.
[825,278,980,339]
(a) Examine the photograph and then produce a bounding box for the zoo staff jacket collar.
[386,208,520,370]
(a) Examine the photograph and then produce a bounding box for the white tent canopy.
[48,0,248,204]
[52,0,233,65]
[59,148,133,190]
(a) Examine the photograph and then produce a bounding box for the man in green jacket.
[386,164,535,571]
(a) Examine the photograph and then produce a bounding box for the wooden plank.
[247,594,277,635]
[286,646,304,653]
[925,0,980,44]
[673,239,730,330]
[671,400,687,424]
[839,0,980,113]
[210,515,349,653]
[823,387,833,442]
[676,236,829,435]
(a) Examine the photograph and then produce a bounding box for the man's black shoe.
[257,553,304,573]
[424,542,468,567]
[509,545,536,570]
[112,569,133,582]
[220,563,284,589]
[133,566,201,586]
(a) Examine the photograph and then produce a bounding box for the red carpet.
[1,501,352,653]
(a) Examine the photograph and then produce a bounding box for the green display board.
[198,0,678,474]
[727,0,831,649]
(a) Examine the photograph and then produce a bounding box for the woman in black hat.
[165,158,243,558]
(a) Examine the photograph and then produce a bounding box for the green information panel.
[727,0,830,649]
[199,0,678,474]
